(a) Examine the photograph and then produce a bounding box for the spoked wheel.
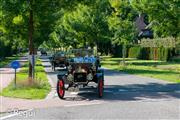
[98,78,104,98]
[57,79,65,99]
[51,63,54,71]
[53,64,56,71]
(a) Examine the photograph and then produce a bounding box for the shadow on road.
[104,69,128,76]
[76,83,180,101]
[40,56,180,102]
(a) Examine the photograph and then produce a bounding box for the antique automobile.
[50,51,67,71]
[40,49,47,56]
[56,49,104,99]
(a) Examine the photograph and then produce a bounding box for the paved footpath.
[0,55,180,119]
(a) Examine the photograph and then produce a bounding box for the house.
[135,14,153,39]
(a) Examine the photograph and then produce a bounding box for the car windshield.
[68,49,96,63]
[55,52,66,57]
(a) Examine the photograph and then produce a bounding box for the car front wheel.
[98,78,104,98]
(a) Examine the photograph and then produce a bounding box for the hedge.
[128,46,172,61]
[128,46,141,59]
[150,47,170,61]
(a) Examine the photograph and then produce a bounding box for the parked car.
[50,51,67,71]
[56,49,104,99]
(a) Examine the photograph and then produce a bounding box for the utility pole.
[28,0,34,85]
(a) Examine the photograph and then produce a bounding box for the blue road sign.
[11,61,20,69]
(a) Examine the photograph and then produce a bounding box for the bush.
[0,40,15,58]
[127,46,172,61]
[112,45,123,57]
[140,48,150,60]
[150,47,170,61]
[128,46,141,58]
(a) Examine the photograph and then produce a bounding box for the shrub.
[139,47,150,60]
[112,45,123,57]
[128,46,141,58]
[150,47,170,61]
[127,46,171,61]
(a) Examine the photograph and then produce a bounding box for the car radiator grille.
[74,73,87,82]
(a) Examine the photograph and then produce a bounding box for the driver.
[74,52,84,63]
[84,51,96,63]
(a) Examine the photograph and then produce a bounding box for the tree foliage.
[0,0,179,57]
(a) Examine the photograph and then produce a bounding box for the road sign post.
[11,61,20,88]
[29,54,36,79]
[14,69,16,88]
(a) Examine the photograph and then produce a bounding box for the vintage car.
[50,51,67,71]
[56,49,104,99]
[40,49,47,56]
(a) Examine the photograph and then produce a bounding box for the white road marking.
[118,89,128,92]
[70,92,78,95]
[63,102,103,107]
[104,90,113,93]
[175,90,180,93]
[0,109,33,120]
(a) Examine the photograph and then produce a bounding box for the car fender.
[57,74,64,80]
[96,68,104,80]
[96,73,104,81]
[57,72,67,80]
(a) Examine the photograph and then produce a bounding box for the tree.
[1,0,62,84]
[51,0,112,54]
[108,0,138,65]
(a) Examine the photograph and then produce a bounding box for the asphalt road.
[5,55,180,120]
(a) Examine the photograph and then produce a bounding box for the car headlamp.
[87,73,93,80]
[67,74,73,81]
[92,64,96,70]
[68,65,72,72]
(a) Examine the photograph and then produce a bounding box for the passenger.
[74,52,84,63]
[88,52,96,63]
[84,51,89,63]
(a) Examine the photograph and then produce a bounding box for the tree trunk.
[122,43,126,66]
[84,37,87,48]
[28,0,34,85]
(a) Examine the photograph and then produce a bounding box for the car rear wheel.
[53,63,56,71]
[57,79,65,99]
[98,78,104,98]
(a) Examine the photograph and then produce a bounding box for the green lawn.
[101,57,180,83]
[0,53,26,67]
[0,56,19,68]
[0,60,51,99]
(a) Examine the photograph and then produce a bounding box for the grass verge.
[0,60,51,99]
[101,57,180,83]
[0,55,20,68]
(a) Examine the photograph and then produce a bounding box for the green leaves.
[50,0,112,49]
[108,0,137,45]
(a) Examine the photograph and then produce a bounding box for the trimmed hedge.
[128,46,141,58]
[128,45,172,61]
[149,47,170,61]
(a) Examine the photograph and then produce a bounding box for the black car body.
[50,52,67,70]
[56,49,104,99]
